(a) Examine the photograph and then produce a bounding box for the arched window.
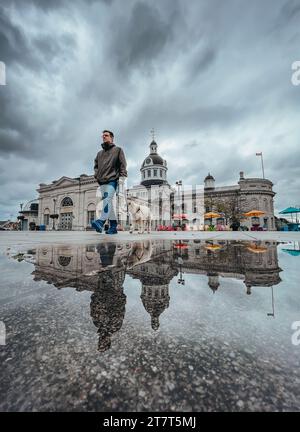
[87,203,96,226]
[61,197,73,207]
[251,198,259,209]
[58,256,71,267]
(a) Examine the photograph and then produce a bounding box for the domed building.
[127,138,175,230]
[140,140,168,187]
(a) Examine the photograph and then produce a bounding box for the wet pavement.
[0,238,300,411]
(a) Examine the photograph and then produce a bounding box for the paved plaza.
[1,230,300,411]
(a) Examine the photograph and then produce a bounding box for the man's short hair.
[102,130,114,138]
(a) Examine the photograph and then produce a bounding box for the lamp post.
[175,180,182,230]
[19,203,23,231]
[267,286,275,318]
[177,254,185,285]
[52,198,56,230]
[256,152,265,179]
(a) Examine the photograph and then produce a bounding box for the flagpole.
[256,152,265,179]
[261,153,265,179]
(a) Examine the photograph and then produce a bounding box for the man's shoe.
[107,220,118,235]
[91,219,104,233]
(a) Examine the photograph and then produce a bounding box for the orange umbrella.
[243,210,265,217]
[204,212,220,219]
[246,243,268,253]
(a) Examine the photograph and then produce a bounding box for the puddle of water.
[0,240,299,411]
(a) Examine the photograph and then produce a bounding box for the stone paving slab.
[0,230,299,249]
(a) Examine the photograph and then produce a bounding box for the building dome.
[141,141,164,168]
[140,139,168,187]
[141,154,164,167]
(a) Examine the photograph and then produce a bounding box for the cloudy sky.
[0,0,299,219]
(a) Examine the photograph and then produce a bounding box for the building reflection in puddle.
[13,240,282,352]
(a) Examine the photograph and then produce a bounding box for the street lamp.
[175,180,182,230]
[267,286,275,318]
[177,255,185,285]
[19,203,23,231]
[52,198,57,230]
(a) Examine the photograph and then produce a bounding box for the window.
[148,170,151,177]
[44,214,50,225]
[154,169,157,176]
[160,169,163,177]
[143,171,145,178]
[87,211,96,226]
[58,256,71,267]
[61,197,73,207]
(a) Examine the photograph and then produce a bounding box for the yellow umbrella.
[204,212,220,219]
[243,210,265,217]
[205,244,222,251]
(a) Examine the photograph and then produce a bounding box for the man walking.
[93,130,127,234]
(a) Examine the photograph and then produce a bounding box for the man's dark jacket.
[94,142,127,185]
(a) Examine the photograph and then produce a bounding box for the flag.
[256,152,262,156]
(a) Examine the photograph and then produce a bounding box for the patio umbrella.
[205,244,222,251]
[282,241,300,256]
[173,213,188,219]
[204,212,220,218]
[279,207,300,223]
[243,210,265,217]
[204,211,220,226]
[279,207,300,214]
[246,242,268,253]
[173,242,189,249]
[282,249,300,256]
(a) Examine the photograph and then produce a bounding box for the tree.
[205,193,242,224]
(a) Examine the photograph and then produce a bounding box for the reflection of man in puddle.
[97,243,117,268]
[90,246,126,351]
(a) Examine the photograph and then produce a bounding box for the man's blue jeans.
[98,180,118,222]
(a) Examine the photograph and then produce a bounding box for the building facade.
[37,174,101,231]
[203,171,276,230]
[31,137,276,231]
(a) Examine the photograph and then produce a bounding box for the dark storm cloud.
[0,6,33,66]
[186,47,217,83]
[112,2,174,73]
[280,0,300,23]
[1,0,67,12]
[0,4,76,69]
[0,0,299,218]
